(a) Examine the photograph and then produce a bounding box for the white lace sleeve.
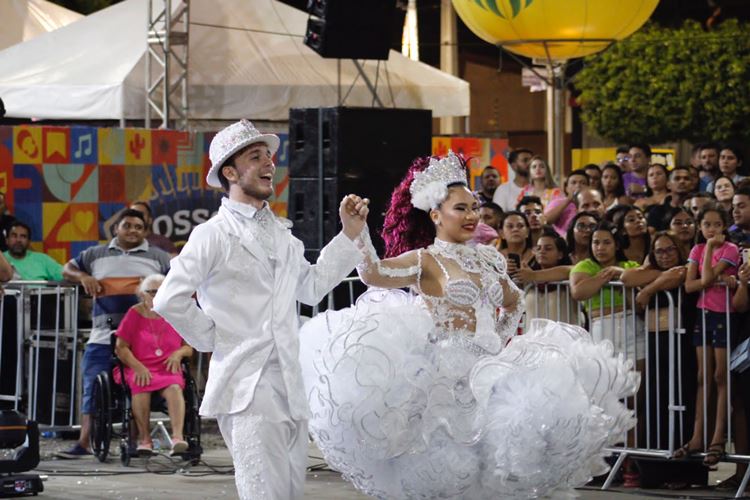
[355,227,421,289]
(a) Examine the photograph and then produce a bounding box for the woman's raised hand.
[515,263,535,285]
[739,263,750,285]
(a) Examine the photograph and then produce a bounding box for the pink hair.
[381,154,469,257]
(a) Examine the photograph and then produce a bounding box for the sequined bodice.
[418,239,519,347]
[426,239,507,305]
[355,230,524,355]
[444,278,481,306]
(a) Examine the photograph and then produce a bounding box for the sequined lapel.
[219,205,274,276]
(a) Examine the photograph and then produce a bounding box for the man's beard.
[117,236,144,249]
[9,246,26,258]
[241,183,272,201]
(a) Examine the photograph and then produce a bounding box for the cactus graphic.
[129,134,146,159]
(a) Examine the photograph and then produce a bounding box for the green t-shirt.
[570,258,639,311]
[3,251,64,281]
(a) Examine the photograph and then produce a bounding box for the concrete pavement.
[30,434,745,499]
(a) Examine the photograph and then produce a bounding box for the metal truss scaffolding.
[146,0,189,130]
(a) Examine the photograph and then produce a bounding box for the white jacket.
[153,198,362,419]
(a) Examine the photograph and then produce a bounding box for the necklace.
[430,239,484,274]
[144,311,164,357]
[429,238,508,286]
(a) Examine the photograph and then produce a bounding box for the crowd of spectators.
[473,141,750,490]
[0,141,748,487]
[0,202,185,459]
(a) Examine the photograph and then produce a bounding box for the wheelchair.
[88,336,202,466]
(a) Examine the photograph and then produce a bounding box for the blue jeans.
[81,343,112,414]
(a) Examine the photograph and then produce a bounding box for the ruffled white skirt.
[299,289,640,499]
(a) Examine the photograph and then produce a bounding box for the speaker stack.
[303,0,396,60]
[288,107,432,261]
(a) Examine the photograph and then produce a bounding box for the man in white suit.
[153,120,368,499]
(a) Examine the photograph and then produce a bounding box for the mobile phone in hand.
[507,253,521,270]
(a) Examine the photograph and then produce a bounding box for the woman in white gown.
[299,152,640,499]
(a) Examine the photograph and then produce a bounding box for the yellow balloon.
[452,0,659,60]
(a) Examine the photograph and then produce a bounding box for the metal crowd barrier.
[522,281,750,495]
[189,273,747,495]
[303,277,749,495]
[0,281,79,430]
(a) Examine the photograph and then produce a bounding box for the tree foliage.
[574,20,750,145]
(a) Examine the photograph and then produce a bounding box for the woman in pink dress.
[114,273,193,454]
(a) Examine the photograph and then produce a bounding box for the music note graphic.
[74,134,92,159]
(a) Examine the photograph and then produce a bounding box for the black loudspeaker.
[636,457,708,488]
[31,335,76,426]
[288,107,432,261]
[0,295,20,409]
[303,0,396,60]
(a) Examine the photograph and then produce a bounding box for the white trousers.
[217,364,308,500]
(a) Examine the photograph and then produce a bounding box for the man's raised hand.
[340,194,370,240]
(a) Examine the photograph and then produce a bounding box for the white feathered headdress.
[409,151,468,211]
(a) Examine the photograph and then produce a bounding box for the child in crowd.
[675,205,740,466]
[515,229,577,327]
[569,220,644,486]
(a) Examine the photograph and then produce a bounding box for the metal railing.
[22,277,750,491]
[0,281,79,429]
[296,277,749,495]
[523,280,750,495]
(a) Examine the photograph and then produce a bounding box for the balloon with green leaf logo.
[453,0,658,60]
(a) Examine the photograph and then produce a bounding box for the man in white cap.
[153,120,369,499]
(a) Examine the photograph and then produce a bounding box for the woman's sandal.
[702,442,725,467]
[136,441,154,456]
[672,442,701,459]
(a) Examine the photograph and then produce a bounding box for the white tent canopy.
[0,0,82,51]
[0,0,469,121]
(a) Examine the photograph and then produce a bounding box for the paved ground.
[33,450,750,500]
[26,426,750,499]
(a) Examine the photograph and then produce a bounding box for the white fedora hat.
[207,119,280,188]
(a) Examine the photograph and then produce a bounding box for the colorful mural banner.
[0,126,290,263]
[432,136,510,191]
[0,126,509,264]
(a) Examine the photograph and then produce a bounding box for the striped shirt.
[69,239,171,344]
